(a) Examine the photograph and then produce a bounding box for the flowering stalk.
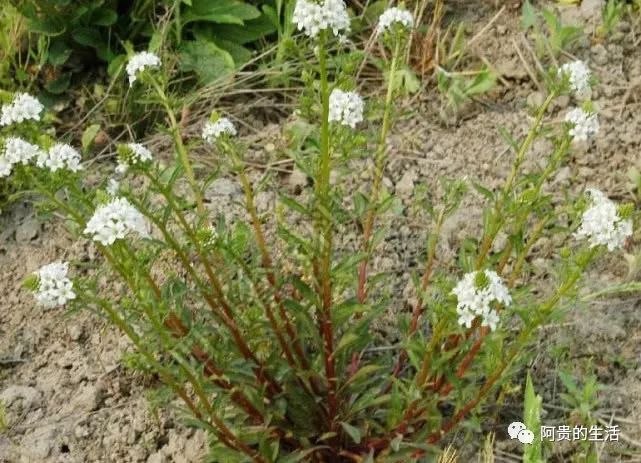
[357,36,403,303]
[148,76,205,215]
[424,250,599,448]
[475,90,558,269]
[314,30,339,431]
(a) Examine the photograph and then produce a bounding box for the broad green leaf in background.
[44,72,71,94]
[182,0,261,25]
[92,7,118,26]
[179,39,235,84]
[48,39,73,66]
[522,0,537,30]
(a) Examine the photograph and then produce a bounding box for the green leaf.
[183,0,261,25]
[179,40,235,84]
[279,194,311,216]
[27,17,66,36]
[204,13,277,45]
[340,422,362,444]
[48,40,72,66]
[44,73,71,94]
[466,69,496,96]
[521,0,538,30]
[72,27,103,47]
[81,124,101,152]
[524,372,543,463]
[107,54,127,77]
[92,7,118,26]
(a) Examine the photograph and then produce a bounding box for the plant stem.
[475,91,557,269]
[315,32,338,430]
[149,77,205,215]
[357,37,402,303]
[227,143,310,371]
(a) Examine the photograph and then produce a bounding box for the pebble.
[15,218,40,242]
[68,325,84,342]
[287,168,307,194]
[395,170,416,198]
[204,178,241,198]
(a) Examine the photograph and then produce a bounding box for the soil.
[2,1,641,462]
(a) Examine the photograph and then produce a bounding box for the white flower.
[84,197,149,246]
[34,261,76,309]
[37,143,82,172]
[126,51,161,86]
[575,189,632,251]
[0,93,43,126]
[293,0,350,39]
[117,143,153,173]
[106,178,120,196]
[3,137,43,165]
[328,89,364,128]
[377,7,414,34]
[202,118,237,144]
[558,60,591,99]
[0,157,12,178]
[451,270,511,331]
[565,107,599,142]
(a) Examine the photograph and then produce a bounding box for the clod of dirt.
[15,218,40,242]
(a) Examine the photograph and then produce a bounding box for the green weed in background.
[8,0,287,93]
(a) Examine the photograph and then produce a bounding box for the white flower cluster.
[126,51,161,86]
[451,270,511,331]
[293,0,350,39]
[377,7,414,34]
[202,118,237,144]
[0,93,43,126]
[0,157,10,177]
[37,143,83,172]
[565,107,599,142]
[34,261,76,309]
[116,143,153,174]
[0,137,43,178]
[328,89,364,128]
[575,189,632,251]
[558,60,591,99]
[84,197,149,246]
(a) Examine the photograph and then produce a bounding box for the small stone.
[68,325,83,342]
[147,452,167,463]
[287,169,307,194]
[254,191,272,213]
[22,427,57,459]
[555,95,570,110]
[526,91,544,108]
[204,178,241,198]
[74,425,91,439]
[395,170,416,198]
[553,166,571,185]
[15,218,40,242]
[73,384,104,412]
[0,385,42,412]
[591,44,608,66]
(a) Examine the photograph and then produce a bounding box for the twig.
[511,38,543,91]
